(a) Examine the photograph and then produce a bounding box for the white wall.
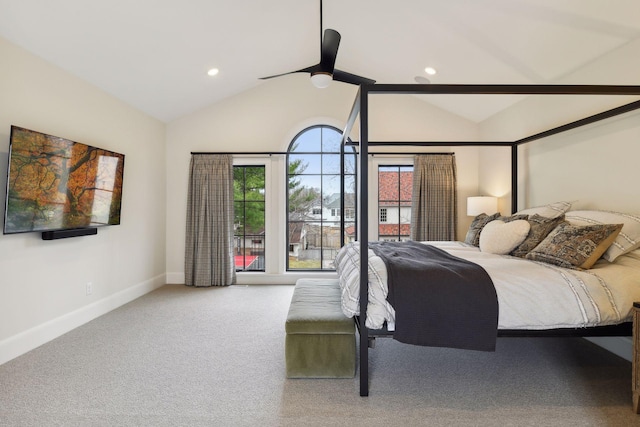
[480,38,640,214]
[0,37,167,364]
[481,101,640,214]
[166,74,482,285]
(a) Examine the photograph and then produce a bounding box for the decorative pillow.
[497,214,529,222]
[565,210,640,262]
[516,201,571,219]
[479,220,531,255]
[464,213,500,247]
[525,223,623,269]
[510,214,566,258]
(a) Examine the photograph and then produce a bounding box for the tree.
[287,155,320,220]
[234,166,265,235]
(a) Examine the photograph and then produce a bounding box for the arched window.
[287,125,356,270]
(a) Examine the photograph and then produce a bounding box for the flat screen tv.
[3,126,125,236]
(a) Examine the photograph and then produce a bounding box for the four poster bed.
[336,84,640,406]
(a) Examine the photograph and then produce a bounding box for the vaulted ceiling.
[1,0,639,123]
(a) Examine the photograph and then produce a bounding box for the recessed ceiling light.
[414,76,431,84]
[424,67,437,75]
[207,68,219,77]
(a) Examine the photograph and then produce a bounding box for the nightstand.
[634,302,640,413]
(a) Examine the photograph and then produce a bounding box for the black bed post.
[511,143,518,213]
[359,85,370,397]
[340,136,345,247]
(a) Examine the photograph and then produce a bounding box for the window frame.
[369,157,414,240]
[286,124,356,271]
[233,164,266,272]
[378,164,414,242]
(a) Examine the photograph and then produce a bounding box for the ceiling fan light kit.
[311,72,332,88]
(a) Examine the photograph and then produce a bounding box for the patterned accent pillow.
[498,214,529,222]
[525,223,623,269]
[510,214,566,258]
[464,212,500,247]
[565,210,640,262]
[516,201,572,219]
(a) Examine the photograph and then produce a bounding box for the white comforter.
[334,241,640,331]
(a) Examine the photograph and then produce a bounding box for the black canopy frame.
[340,84,640,397]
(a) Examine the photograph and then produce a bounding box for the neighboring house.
[344,225,357,244]
[378,224,411,241]
[304,172,413,244]
[288,225,306,258]
[378,170,413,240]
[309,193,356,223]
[234,228,265,254]
[289,193,356,261]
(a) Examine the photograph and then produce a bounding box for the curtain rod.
[192,140,516,156]
[190,151,456,156]
[190,151,287,155]
[345,141,513,147]
[366,152,454,156]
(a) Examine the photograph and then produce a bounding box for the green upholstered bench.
[285,278,356,378]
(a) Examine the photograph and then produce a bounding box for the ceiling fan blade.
[333,69,376,86]
[259,71,297,80]
[260,2,371,86]
[320,29,341,72]
[260,64,321,80]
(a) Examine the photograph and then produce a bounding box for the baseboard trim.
[166,271,337,286]
[0,274,166,366]
[166,272,185,284]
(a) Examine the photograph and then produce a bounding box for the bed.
[337,240,640,334]
[338,84,640,399]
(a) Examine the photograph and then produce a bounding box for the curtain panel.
[185,154,236,286]
[410,154,458,241]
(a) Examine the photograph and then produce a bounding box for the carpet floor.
[0,284,638,426]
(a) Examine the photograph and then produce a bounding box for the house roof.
[288,224,304,244]
[378,224,411,237]
[324,193,355,209]
[378,171,412,206]
[344,224,410,237]
[1,1,638,123]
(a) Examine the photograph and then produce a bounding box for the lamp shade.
[467,196,498,216]
[310,72,332,88]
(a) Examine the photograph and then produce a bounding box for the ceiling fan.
[259,0,375,88]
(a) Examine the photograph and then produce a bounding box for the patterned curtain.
[184,154,236,286]
[410,154,458,241]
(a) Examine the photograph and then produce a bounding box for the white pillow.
[565,210,640,262]
[516,201,572,219]
[479,220,531,255]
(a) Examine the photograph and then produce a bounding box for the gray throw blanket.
[369,241,498,351]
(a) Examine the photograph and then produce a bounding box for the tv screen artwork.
[3,126,125,234]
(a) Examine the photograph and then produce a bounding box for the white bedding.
[334,241,640,331]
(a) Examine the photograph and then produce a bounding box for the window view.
[234,166,265,271]
[378,165,413,241]
[287,125,356,270]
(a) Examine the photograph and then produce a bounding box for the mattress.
[334,241,640,331]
